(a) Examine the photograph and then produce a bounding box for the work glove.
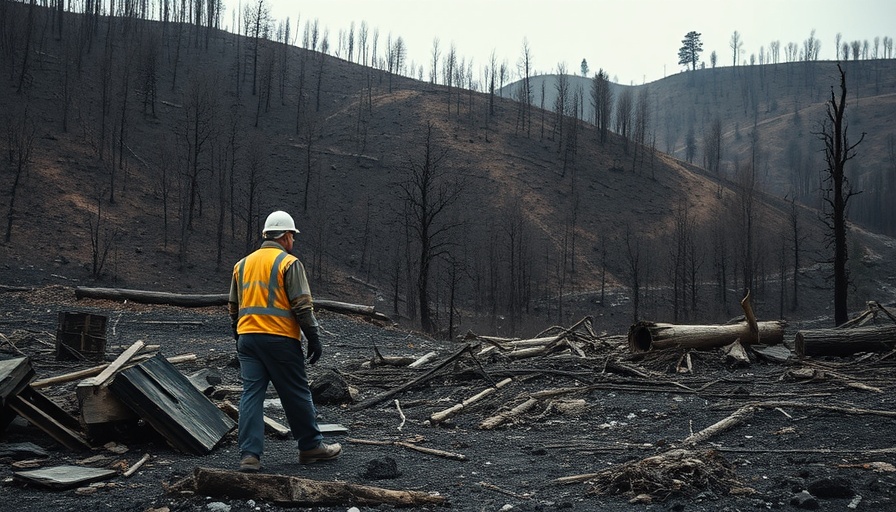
[305,325,322,365]
[231,321,239,341]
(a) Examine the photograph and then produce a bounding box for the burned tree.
[3,104,35,243]
[397,122,465,334]
[816,64,864,326]
[590,68,612,144]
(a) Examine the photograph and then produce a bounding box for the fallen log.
[74,287,227,307]
[171,467,447,507]
[73,286,390,320]
[628,320,785,352]
[795,325,896,357]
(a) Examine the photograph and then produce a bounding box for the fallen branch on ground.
[479,397,539,430]
[352,344,473,410]
[346,437,467,461]
[430,378,513,425]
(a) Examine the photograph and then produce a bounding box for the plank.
[9,387,91,451]
[0,357,34,405]
[13,465,116,489]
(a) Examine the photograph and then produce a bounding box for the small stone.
[790,490,820,510]
[628,493,652,504]
[807,476,854,498]
[310,370,353,405]
[103,441,129,454]
[361,456,401,480]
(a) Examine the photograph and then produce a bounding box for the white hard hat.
[262,210,299,235]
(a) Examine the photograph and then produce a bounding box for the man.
[229,210,342,472]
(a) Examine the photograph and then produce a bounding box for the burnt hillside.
[509,59,896,236]
[2,3,892,337]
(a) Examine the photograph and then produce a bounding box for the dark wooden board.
[110,354,235,454]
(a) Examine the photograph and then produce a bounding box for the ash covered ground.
[1,285,896,512]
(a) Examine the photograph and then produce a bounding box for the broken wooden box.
[55,312,108,361]
[109,353,235,454]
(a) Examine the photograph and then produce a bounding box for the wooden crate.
[55,312,107,361]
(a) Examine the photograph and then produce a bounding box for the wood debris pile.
[584,449,739,502]
[1,339,233,455]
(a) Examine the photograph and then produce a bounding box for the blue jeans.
[237,333,323,457]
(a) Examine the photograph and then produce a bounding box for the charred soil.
[1,286,896,512]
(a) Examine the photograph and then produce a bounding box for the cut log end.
[628,322,655,352]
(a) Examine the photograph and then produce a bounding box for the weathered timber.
[430,377,513,425]
[110,354,235,454]
[73,286,389,320]
[628,320,786,352]
[30,353,197,389]
[74,287,227,307]
[218,400,290,437]
[9,386,91,450]
[0,357,34,431]
[681,405,759,446]
[479,397,539,430]
[173,467,447,507]
[795,325,896,357]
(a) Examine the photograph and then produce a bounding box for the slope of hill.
[505,59,896,236]
[1,5,893,337]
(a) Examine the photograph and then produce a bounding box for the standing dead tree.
[3,104,35,243]
[397,122,465,334]
[815,63,865,326]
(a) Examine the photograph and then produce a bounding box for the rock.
[206,502,231,512]
[808,476,854,498]
[790,490,820,510]
[310,370,353,405]
[103,441,129,454]
[0,442,49,460]
[361,456,401,480]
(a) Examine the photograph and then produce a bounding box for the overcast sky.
[223,0,895,85]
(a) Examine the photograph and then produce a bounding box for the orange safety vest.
[233,246,302,340]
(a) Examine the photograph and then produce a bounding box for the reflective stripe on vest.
[234,247,301,340]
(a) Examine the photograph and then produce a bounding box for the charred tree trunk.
[795,325,896,357]
[628,320,786,352]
